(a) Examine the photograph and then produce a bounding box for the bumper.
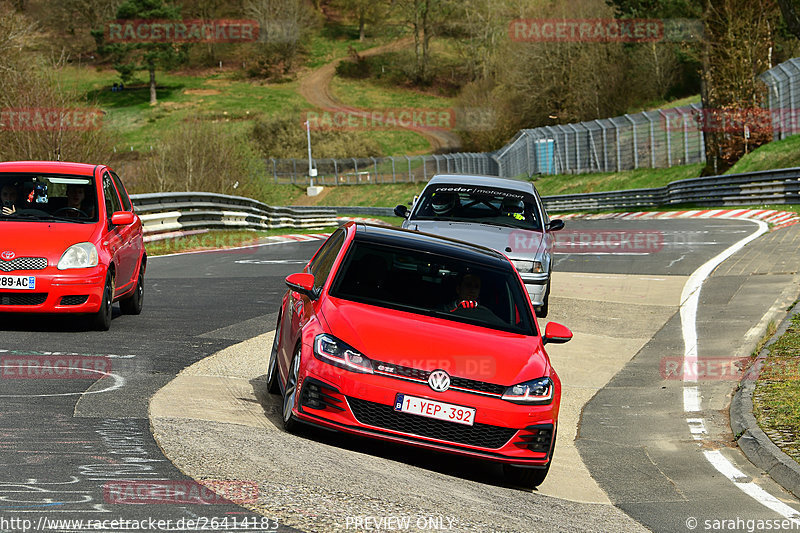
[0,267,106,314]
[519,273,549,307]
[292,352,558,466]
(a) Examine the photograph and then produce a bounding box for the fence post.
[624,114,638,169]
[390,156,396,182]
[333,159,339,185]
[292,159,297,184]
[270,158,277,183]
[646,114,656,168]
[659,110,671,167]
[422,156,427,180]
[405,155,413,183]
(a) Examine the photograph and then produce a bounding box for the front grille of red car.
[0,257,47,272]
[347,397,517,449]
[371,360,506,397]
[0,293,47,305]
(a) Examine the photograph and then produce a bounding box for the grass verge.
[753,312,800,463]
[145,227,337,257]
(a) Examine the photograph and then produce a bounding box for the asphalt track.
[1,219,799,532]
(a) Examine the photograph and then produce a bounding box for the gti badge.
[428,369,451,392]
[0,251,15,261]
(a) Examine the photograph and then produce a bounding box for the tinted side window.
[309,229,346,291]
[110,172,132,211]
[102,173,122,217]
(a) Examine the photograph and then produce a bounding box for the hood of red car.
[320,297,549,386]
[0,221,98,260]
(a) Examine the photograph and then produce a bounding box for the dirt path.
[297,38,462,154]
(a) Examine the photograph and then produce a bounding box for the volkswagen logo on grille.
[0,251,14,261]
[428,370,451,392]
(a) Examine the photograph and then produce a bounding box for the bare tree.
[332,0,386,41]
[700,0,778,173]
[392,0,451,83]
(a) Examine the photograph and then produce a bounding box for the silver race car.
[395,175,564,317]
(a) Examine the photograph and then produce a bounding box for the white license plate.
[0,275,36,290]
[394,394,476,426]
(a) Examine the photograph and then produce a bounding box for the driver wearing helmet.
[430,191,458,217]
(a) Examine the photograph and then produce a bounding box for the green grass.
[530,163,704,196]
[62,66,313,152]
[753,314,800,463]
[726,134,800,175]
[330,77,454,110]
[145,227,339,256]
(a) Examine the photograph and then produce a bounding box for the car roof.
[351,222,512,270]
[0,161,99,176]
[425,174,537,195]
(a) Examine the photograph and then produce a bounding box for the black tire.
[503,428,556,488]
[281,346,301,432]
[266,315,281,395]
[536,281,550,318]
[503,462,551,489]
[120,262,144,315]
[92,273,113,331]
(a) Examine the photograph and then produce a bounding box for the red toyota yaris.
[0,161,145,330]
[268,222,572,487]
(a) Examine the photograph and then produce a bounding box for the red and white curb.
[559,209,800,230]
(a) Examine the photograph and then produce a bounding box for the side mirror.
[394,204,409,218]
[111,211,135,225]
[543,322,572,345]
[285,272,318,300]
[547,219,565,232]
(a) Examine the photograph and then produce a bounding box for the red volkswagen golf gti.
[268,222,572,487]
[0,161,145,330]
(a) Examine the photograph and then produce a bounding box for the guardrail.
[128,168,800,234]
[130,192,338,237]
[540,167,800,212]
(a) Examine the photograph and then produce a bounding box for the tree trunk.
[359,10,365,41]
[778,0,800,39]
[149,68,157,105]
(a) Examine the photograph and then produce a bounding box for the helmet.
[431,192,456,215]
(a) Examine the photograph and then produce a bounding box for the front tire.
[503,428,556,488]
[281,346,301,432]
[503,462,551,489]
[266,315,281,395]
[92,273,113,331]
[535,281,550,318]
